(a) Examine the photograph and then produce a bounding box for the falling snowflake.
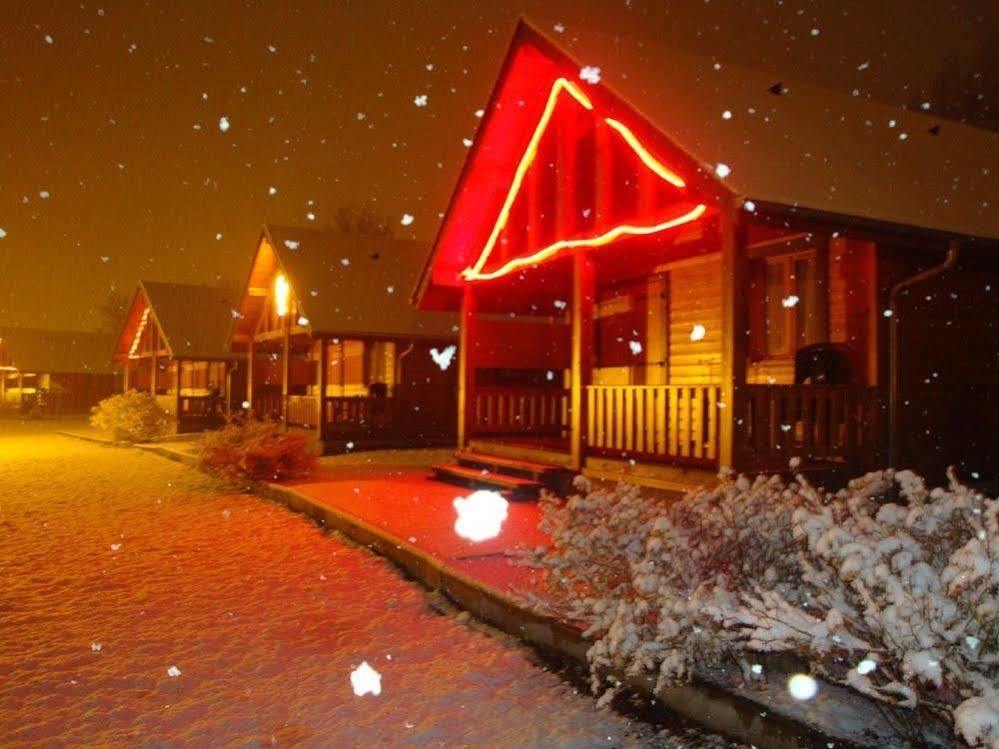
[787,674,818,700]
[474,108,485,118]
[166,665,182,678]
[91,643,102,652]
[453,490,509,542]
[386,286,394,294]
[110,543,121,551]
[722,110,732,120]
[462,138,473,147]
[218,116,230,132]
[689,324,706,342]
[553,23,565,33]
[0,228,7,239]
[781,294,800,308]
[39,190,50,199]
[413,94,428,107]
[810,27,820,36]
[215,232,222,241]
[340,257,349,266]
[743,200,756,212]
[350,661,382,696]
[297,316,309,326]
[628,341,643,355]
[751,664,763,675]
[857,60,870,71]
[883,309,893,318]
[856,659,877,675]
[430,345,457,371]
[715,163,731,178]
[284,240,300,250]
[306,212,316,221]
[400,213,414,226]
[267,186,277,196]
[356,112,366,121]
[579,66,601,84]
[553,299,567,310]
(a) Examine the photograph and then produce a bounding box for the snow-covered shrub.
[90,390,173,442]
[199,418,319,482]
[534,469,997,744]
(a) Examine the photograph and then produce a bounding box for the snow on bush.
[199,418,319,482]
[534,469,997,745]
[90,390,173,442]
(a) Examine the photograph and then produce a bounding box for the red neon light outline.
[461,77,705,282]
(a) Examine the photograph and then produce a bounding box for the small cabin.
[415,21,998,493]
[229,226,458,451]
[112,281,246,431]
[0,327,117,415]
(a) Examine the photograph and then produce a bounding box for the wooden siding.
[667,256,722,385]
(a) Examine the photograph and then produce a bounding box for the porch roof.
[416,19,998,309]
[114,281,239,362]
[239,226,456,340]
[0,327,115,375]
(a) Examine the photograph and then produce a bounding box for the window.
[760,252,818,358]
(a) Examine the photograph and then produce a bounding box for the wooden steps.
[431,450,571,500]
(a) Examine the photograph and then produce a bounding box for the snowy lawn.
[0,422,735,747]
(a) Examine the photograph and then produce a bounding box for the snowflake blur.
[453,490,509,542]
[350,661,382,696]
[787,673,818,701]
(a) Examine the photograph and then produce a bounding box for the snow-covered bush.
[90,390,173,442]
[199,418,319,482]
[534,469,997,745]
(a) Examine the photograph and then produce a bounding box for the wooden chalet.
[230,226,457,450]
[415,20,998,493]
[113,281,245,431]
[0,327,117,415]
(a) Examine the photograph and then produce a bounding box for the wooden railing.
[287,395,320,428]
[323,396,395,435]
[471,387,569,436]
[252,387,283,421]
[742,385,882,465]
[587,385,721,465]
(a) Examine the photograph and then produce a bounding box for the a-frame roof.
[416,19,998,308]
[231,226,456,341]
[113,281,239,362]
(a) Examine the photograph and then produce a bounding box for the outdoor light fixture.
[274,273,290,317]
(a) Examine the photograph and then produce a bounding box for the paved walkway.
[0,420,740,748]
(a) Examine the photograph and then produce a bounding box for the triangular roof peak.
[416,18,998,308]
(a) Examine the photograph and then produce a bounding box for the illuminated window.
[761,253,817,358]
[274,274,290,318]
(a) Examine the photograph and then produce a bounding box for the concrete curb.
[57,430,936,749]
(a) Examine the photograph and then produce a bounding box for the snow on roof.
[0,327,116,374]
[255,226,456,339]
[533,20,998,239]
[137,281,240,360]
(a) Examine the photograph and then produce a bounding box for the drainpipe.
[887,239,959,469]
[395,342,415,391]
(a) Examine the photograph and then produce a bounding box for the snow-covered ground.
[0,420,736,747]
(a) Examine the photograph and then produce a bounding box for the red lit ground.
[0,421,738,747]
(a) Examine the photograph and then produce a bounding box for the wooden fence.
[471,387,569,436]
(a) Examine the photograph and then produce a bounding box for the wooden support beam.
[246,338,255,410]
[317,337,328,443]
[123,361,130,392]
[570,252,595,470]
[281,314,290,430]
[813,233,830,342]
[457,285,477,449]
[174,360,182,418]
[719,206,749,469]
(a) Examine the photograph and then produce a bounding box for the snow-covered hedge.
[90,390,173,442]
[534,469,998,747]
[199,418,319,482]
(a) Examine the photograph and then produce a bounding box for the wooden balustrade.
[287,395,320,427]
[742,385,882,465]
[471,387,569,436]
[587,385,720,465]
[323,396,395,434]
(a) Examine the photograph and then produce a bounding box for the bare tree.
[96,287,130,334]
[333,204,394,237]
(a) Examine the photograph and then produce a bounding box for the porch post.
[150,327,158,396]
[813,233,830,342]
[18,373,24,410]
[0,373,6,407]
[174,360,182,418]
[719,205,749,469]
[457,285,477,450]
[570,251,595,471]
[281,313,290,429]
[317,336,328,443]
[122,360,130,392]
[246,338,254,411]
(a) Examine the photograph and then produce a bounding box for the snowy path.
[0,422,729,748]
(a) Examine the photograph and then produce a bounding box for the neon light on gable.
[461,77,705,282]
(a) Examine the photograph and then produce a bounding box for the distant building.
[415,20,998,493]
[112,281,246,432]
[229,225,458,451]
[0,327,117,415]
